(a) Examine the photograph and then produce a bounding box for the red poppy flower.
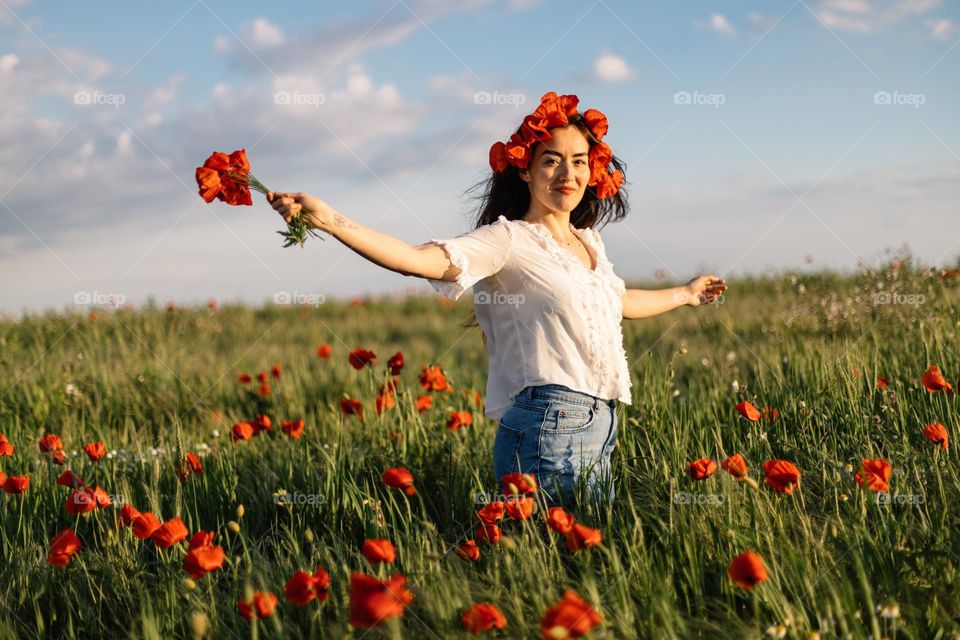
[415,395,433,412]
[547,506,575,534]
[257,383,271,398]
[119,503,142,527]
[582,108,608,140]
[3,475,29,495]
[0,434,13,457]
[348,573,414,628]
[82,441,106,462]
[132,512,161,539]
[447,411,473,430]
[540,589,602,639]
[876,375,889,390]
[281,419,305,440]
[152,518,189,549]
[57,469,82,488]
[564,523,602,552]
[687,458,717,480]
[736,401,762,422]
[462,603,508,633]
[475,522,502,544]
[176,452,203,482]
[48,529,82,568]
[721,453,748,480]
[762,460,801,495]
[387,351,404,375]
[419,365,452,392]
[231,422,254,443]
[238,373,253,384]
[456,540,480,561]
[921,365,953,393]
[762,406,779,424]
[854,459,891,493]
[195,149,254,206]
[923,422,949,450]
[477,501,505,524]
[362,538,396,564]
[339,398,365,421]
[728,550,768,590]
[39,433,64,454]
[500,472,538,495]
[237,591,278,621]
[257,371,268,384]
[182,531,225,579]
[375,392,396,415]
[348,348,377,370]
[316,343,332,359]
[252,414,272,435]
[271,362,282,379]
[505,496,535,521]
[285,567,331,605]
[65,488,97,516]
[383,467,416,496]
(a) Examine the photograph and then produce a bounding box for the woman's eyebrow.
[541,150,589,158]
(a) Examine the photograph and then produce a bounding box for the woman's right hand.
[265,191,333,230]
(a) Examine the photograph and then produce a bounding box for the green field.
[1,262,958,639]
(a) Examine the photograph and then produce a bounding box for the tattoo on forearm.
[333,214,358,230]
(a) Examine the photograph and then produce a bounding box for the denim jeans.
[492,383,618,508]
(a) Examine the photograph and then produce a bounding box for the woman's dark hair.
[458,114,630,333]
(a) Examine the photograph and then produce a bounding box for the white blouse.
[425,214,633,421]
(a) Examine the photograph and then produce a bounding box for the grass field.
[1,260,958,639]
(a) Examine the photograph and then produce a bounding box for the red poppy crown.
[488,91,624,199]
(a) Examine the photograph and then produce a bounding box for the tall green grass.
[1,263,958,639]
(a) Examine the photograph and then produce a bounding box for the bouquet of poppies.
[195,148,322,248]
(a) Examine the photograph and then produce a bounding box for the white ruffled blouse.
[425,214,633,421]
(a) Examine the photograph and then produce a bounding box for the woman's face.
[521,125,591,215]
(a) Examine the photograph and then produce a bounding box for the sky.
[0,0,958,316]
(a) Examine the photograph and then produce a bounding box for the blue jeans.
[492,383,618,508]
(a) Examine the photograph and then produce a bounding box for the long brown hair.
[458,113,630,333]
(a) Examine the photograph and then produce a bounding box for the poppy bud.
[235,504,245,518]
[182,578,198,591]
[304,528,315,543]
[227,520,241,534]
[189,611,209,638]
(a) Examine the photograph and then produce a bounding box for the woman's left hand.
[684,275,727,307]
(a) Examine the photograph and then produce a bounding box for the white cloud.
[924,17,955,39]
[0,0,30,26]
[703,13,736,37]
[816,0,941,33]
[249,17,285,48]
[593,52,634,82]
[0,53,19,74]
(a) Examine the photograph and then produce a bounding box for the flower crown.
[488,91,624,199]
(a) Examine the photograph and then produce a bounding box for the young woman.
[266,91,726,508]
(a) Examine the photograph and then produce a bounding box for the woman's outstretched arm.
[622,275,727,320]
[266,191,460,281]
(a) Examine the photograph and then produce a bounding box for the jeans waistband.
[520,384,616,410]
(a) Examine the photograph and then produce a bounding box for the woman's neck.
[521,206,573,241]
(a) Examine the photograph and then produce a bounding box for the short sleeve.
[424,218,513,300]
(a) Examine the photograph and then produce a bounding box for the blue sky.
[0,0,958,315]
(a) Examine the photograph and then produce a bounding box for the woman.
[266,91,726,509]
